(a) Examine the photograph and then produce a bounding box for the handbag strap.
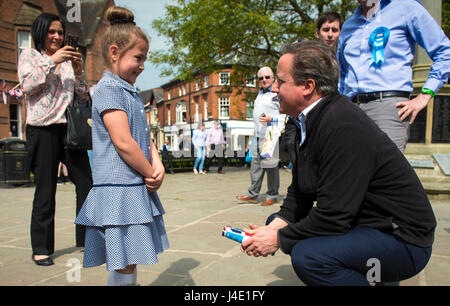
[85,92,92,108]
[72,92,92,108]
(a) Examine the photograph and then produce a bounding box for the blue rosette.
[369,27,390,66]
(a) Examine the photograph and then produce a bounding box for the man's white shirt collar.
[298,97,323,120]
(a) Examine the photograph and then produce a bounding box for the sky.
[115,0,176,91]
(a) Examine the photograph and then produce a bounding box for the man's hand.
[396,93,431,125]
[241,224,279,257]
[259,115,272,123]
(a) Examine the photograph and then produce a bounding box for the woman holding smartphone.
[18,13,93,266]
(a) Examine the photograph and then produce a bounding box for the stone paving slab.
[408,159,435,169]
[433,154,450,175]
[0,167,449,286]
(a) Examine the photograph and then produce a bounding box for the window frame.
[246,74,256,87]
[204,97,208,121]
[219,72,230,86]
[17,30,31,59]
[219,97,230,120]
[246,98,254,120]
[176,101,187,123]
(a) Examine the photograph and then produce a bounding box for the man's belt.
[352,91,410,103]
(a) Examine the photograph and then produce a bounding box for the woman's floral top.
[18,48,87,126]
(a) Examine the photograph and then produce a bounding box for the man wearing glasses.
[236,67,284,206]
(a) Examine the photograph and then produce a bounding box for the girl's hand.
[144,166,165,192]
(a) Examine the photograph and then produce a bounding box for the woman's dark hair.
[31,13,65,52]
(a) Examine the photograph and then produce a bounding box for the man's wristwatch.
[421,88,435,98]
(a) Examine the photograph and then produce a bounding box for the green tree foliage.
[443,0,450,38]
[149,0,358,82]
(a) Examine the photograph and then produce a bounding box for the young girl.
[75,7,169,286]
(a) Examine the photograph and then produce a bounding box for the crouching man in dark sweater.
[241,40,436,286]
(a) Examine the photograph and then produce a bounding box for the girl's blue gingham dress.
[75,71,169,271]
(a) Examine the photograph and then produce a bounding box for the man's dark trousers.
[204,144,224,172]
[266,214,431,285]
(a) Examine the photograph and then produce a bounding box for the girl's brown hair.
[102,6,149,67]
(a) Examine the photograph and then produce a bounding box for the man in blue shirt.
[337,0,450,152]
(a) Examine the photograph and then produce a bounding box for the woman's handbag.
[64,93,93,150]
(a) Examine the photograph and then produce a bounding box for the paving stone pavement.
[0,167,449,286]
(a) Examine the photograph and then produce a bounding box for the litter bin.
[0,137,31,187]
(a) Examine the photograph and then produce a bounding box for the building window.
[9,104,22,138]
[18,31,31,58]
[195,80,199,91]
[204,75,209,88]
[167,91,171,100]
[150,107,157,125]
[219,72,230,86]
[167,105,171,125]
[246,99,254,120]
[246,74,256,87]
[179,87,182,96]
[182,85,186,95]
[219,97,230,119]
[176,102,187,123]
[195,102,199,122]
[204,97,208,121]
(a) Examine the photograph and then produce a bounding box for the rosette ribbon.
[369,27,390,66]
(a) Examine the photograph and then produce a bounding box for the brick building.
[0,0,114,140]
[158,66,260,153]
[141,87,164,149]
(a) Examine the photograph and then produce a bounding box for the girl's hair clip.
[110,19,136,26]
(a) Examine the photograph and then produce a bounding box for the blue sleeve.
[93,83,130,116]
[406,0,450,92]
[192,130,199,147]
[337,36,347,95]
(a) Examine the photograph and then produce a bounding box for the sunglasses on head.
[258,75,272,80]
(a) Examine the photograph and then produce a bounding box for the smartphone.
[65,34,79,50]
